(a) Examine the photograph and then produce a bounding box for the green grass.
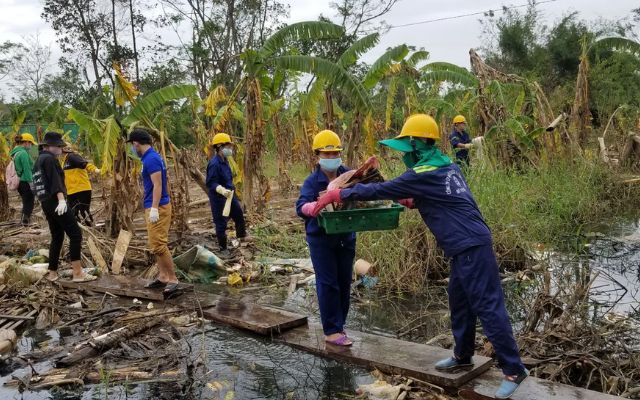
[258,153,640,293]
[357,158,640,293]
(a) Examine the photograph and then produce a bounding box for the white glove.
[55,200,68,216]
[463,143,474,149]
[472,137,484,146]
[94,168,101,174]
[216,185,233,198]
[149,207,160,223]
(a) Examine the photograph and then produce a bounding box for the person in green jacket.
[10,133,37,225]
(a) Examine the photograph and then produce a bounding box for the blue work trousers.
[449,244,525,376]
[307,235,355,335]
[209,195,246,250]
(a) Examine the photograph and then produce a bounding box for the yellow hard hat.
[396,114,440,141]
[312,130,343,152]
[453,115,466,124]
[19,133,38,145]
[211,133,232,146]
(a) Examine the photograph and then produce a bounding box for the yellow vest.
[60,153,96,195]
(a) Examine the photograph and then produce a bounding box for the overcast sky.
[0,0,638,87]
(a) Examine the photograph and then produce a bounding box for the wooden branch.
[56,317,162,367]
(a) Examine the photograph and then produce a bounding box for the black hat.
[126,128,153,145]
[42,132,66,147]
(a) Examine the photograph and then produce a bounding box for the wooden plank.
[57,275,193,301]
[111,229,132,274]
[7,309,38,331]
[87,237,108,273]
[0,314,34,320]
[201,303,307,336]
[278,324,492,388]
[459,367,624,400]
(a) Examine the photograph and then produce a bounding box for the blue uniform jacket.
[296,165,356,242]
[341,163,492,257]
[206,155,234,201]
[449,130,471,162]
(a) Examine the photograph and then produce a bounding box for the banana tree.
[69,67,199,235]
[223,21,362,213]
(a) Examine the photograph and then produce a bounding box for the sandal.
[163,283,182,299]
[145,278,167,289]
[71,274,98,283]
[326,334,353,347]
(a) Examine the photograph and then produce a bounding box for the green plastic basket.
[317,203,405,234]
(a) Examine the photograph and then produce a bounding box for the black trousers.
[17,181,34,222]
[41,199,82,271]
[68,190,93,226]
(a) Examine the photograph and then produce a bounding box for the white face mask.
[221,147,233,157]
[319,157,342,172]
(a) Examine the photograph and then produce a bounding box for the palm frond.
[274,55,371,112]
[261,21,345,57]
[123,84,198,126]
[422,62,478,87]
[385,77,399,129]
[362,45,409,89]
[338,33,380,68]
[591,37,640,56]
[407,50,430,68]
[100,116,121,172]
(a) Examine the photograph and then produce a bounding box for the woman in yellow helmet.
[311,115,527,398]
[449,114,483,167]
[295,130,356,347]
[205,133,248,258]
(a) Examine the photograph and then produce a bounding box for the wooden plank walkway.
[53,276,627,398]
[201,303,307,335]
[57,275,193,301]
[278,323,492,388]
[459,368,624,399]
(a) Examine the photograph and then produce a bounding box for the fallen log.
[55,317,162,367]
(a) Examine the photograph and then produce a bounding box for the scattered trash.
[147,302,154,310]
[356,380,407,400]
[132,298,142,305]
[354,259,373,276]
[58,268,98,279]
[227,272,243,286]
[0,328,17,358]
[360,275,379,289]
[173,245,225,283]
[69,302,82,309]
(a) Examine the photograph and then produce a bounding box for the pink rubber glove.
[398,198,415,209]
[311,189,343,217]
[301,201,317,217]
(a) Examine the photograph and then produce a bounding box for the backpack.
[5,157,20,191]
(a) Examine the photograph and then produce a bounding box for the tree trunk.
[0,170,9,222]
[324,89,335,131]
[242,78,268,214]
[128,0,140,83]
[273,113,293,193]
[345,111,362,167]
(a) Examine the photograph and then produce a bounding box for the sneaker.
[495,369,528,399]
[435,356,474,371]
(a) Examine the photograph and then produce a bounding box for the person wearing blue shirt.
[310,115,527,399]
[449,115,480,167]
[205,133,248,258]
[296,130,356,347]
[127,128,179,296]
